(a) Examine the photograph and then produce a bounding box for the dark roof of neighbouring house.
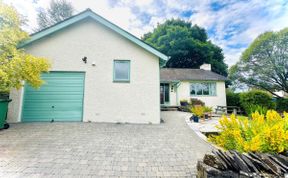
[18,9,168,61]
[160,68,227,82]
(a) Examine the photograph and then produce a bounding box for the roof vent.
[200,63,211,71]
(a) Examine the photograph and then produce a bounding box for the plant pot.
[193,116,199,123]
[0,99,12,129]
[180,101,188,106]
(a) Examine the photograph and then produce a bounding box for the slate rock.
[231,150,251,173]
[273,153,288,167]
[256,153,281,175]
[267,154,288,172]
[203,154,226,170]
[197,161,239,178]
[239,153,259,173]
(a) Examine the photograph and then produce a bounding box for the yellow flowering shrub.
[209,110,288,153]
[0,1,50,93]
[190,106,204,117]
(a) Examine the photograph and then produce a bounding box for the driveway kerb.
[185,116,209,142]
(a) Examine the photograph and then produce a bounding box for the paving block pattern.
[0,111,212,177]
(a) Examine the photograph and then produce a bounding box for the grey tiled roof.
[160,68,227,82]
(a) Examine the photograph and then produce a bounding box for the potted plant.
[180,99,189,106]
[204,106,213,120]
[190,106,204,122]
[0,3,50,129]
[190,98,205,107]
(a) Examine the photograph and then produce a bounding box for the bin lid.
[0,99,12,102]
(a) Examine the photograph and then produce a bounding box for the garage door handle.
[52,106,55,108]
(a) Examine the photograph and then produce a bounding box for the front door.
[160,83,169,105]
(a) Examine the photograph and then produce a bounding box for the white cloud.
[189,0,288,66]
[3,0,288,66]
[4,0,136,33]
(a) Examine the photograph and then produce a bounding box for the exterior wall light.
[82,56,87,63]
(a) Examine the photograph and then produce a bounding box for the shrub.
[209,110,288,153]
[239,90,275,114]
[191,106,204,117]
[276,98,288,112]
[203,106,213,113]
[226,91,241,107]
[190,98,205,106]
[245,104,268,117]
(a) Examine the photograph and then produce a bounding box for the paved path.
[186,116,221,142]
[0,111,212,177]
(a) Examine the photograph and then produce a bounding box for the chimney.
[200,63,211,71]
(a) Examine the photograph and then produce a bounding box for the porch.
[160,81,180,107]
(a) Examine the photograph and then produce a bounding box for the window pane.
[196,84,203,95]
[190,84,196,95]
[190,82,216,96]
[114,61,130,81]
[203,83,209,95]
[210,83,216,95]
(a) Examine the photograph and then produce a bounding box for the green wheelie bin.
[0,99,12,129]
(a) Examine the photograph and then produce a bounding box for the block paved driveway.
[0,111,212,177]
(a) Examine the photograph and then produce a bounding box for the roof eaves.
[160,80,181,83]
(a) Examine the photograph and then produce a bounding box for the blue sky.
[4,0,288,66]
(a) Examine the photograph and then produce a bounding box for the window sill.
[190,95,217,97]
[113,80,130,83]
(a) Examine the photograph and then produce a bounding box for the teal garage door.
[22,72,85,122]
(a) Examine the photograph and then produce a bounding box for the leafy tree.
[229,28,288,97]
[36,0,74,31]
[0,1,50,93]
[142,19,228,76]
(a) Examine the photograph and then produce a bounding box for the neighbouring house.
[160,64,227,109]
[274,90,288,98]
[7,9,168,124]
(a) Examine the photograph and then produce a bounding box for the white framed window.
[190,82,216,96]
[113,60,130,82]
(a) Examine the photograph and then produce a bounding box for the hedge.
[239,90,275,115]
[226,91,241,107]
[276,98,288,112]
